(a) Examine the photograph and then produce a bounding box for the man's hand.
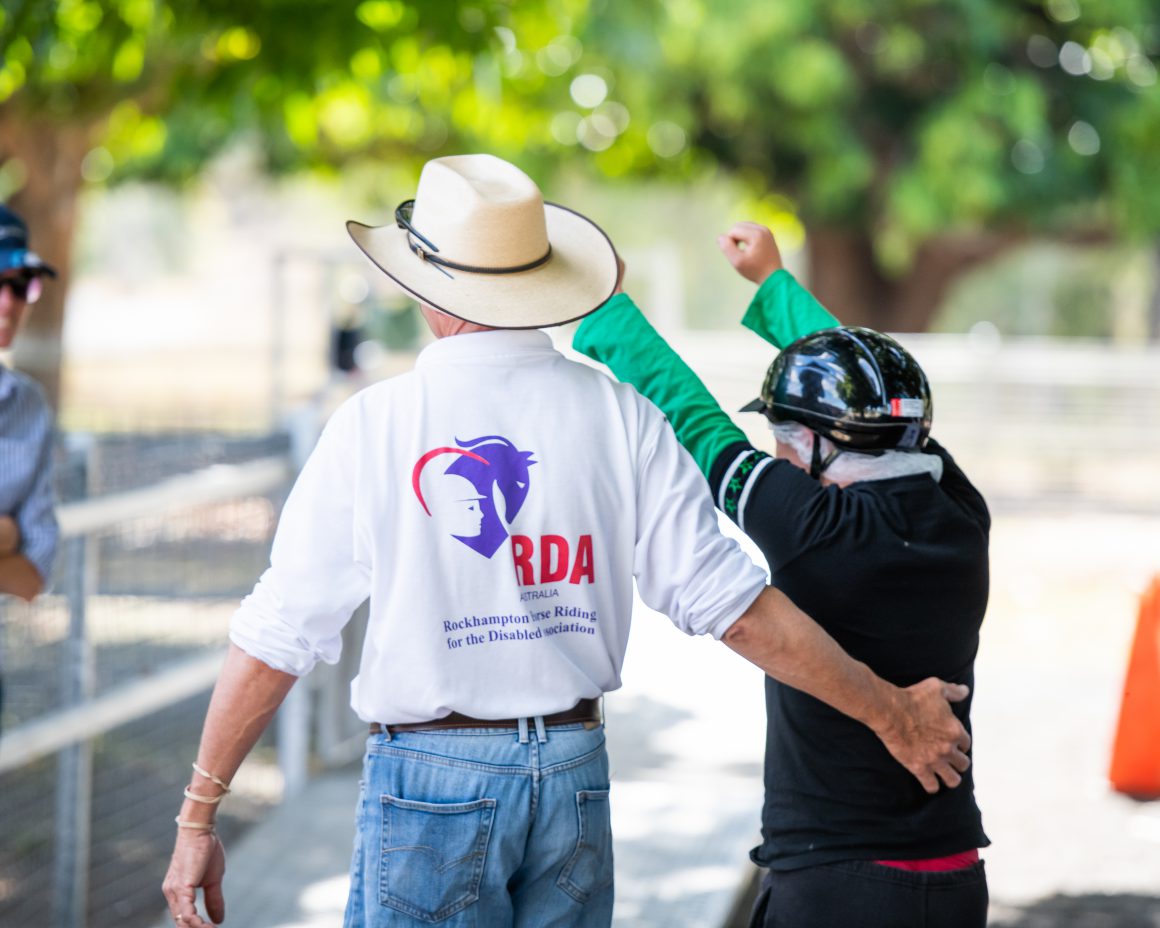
[162,830,226,927]
[0,553,44,601]
[873,677,972,794]
[717,222,783,285]
[722,588,973,795]
[0,515,20,557]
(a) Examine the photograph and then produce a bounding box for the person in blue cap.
[0,203,60,732]
[0,202,60,629]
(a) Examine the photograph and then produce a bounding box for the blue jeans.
[344,721,613,927]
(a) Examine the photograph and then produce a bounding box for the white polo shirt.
[230,329,766,724]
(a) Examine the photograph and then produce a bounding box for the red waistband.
[874,849,979,872]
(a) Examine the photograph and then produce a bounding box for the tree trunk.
[1149,241,1160,343]
[802,230,890,329]
[805,227,1021,333]
[0,106,96,410]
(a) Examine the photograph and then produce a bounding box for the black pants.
[750,859,988,928]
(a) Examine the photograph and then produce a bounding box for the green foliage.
[1,0,1157,264]
[934,242,1150,339]
[565,0,1160,269]
[0,0,577,183]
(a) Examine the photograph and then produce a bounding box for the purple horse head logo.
[412,434,537,558]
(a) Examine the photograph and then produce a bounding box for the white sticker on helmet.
[890,398,925,417]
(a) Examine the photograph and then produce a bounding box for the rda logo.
[412,434,536,558]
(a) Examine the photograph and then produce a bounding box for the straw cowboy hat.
[346,154,618,329]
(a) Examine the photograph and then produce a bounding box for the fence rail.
[668,332,1160,512]
[0,458,291,776]
[0,442,309,928]
[57,457,293,538]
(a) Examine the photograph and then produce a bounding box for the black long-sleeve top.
[574,273,990,870]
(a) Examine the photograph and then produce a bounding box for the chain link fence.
[0,432,296,928]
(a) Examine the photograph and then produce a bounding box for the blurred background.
[1,1,1159,926]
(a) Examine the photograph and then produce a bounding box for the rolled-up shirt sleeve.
[230,404,371,676]
[632,411,767,639]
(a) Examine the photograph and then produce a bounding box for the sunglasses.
[394,199,552,280]
[0,275,42,304]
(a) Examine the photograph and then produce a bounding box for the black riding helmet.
[740,327,932,474]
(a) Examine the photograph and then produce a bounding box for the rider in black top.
[574,223,989,928]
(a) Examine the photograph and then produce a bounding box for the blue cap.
[0,205,58,278]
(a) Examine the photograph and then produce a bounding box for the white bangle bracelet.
[191,762,231,793]
[174,816,216,832]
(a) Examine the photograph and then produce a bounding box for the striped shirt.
[0,365,58,583]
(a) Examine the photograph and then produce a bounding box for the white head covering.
[771,422,943,484]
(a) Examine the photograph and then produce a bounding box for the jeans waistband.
[369,697,602,735]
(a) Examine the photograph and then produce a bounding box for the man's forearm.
[722,587,894,731]
[0,554,44,601]
[722,587,971,793]
[180,644,299,823]
[163,645,294,928]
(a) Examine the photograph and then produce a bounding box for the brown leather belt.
[370,697,602,735]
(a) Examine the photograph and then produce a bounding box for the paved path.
[968,513,1160,926]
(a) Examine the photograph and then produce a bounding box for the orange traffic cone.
[1109,575,1160,799]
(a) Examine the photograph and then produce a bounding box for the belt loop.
[381,725,392,743]
[533,714,548,744]
[518,716,530,744]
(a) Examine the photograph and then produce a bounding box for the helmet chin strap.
[809,432,842,479]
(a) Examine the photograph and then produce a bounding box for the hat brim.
[346,203,618,329]
[739,398,766,413]
[0,249,57,278]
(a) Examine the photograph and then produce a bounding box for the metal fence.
[0,434,311,928]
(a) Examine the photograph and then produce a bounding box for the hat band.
[396,199,553,280]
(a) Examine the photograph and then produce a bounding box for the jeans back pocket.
[379,794,496,923]
[556,789,613,904]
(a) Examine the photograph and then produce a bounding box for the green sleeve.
[741,269,840,348]
[573,293,746,479]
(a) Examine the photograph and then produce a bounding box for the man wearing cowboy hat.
[0,204,60,730]
[163,155,971,928]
